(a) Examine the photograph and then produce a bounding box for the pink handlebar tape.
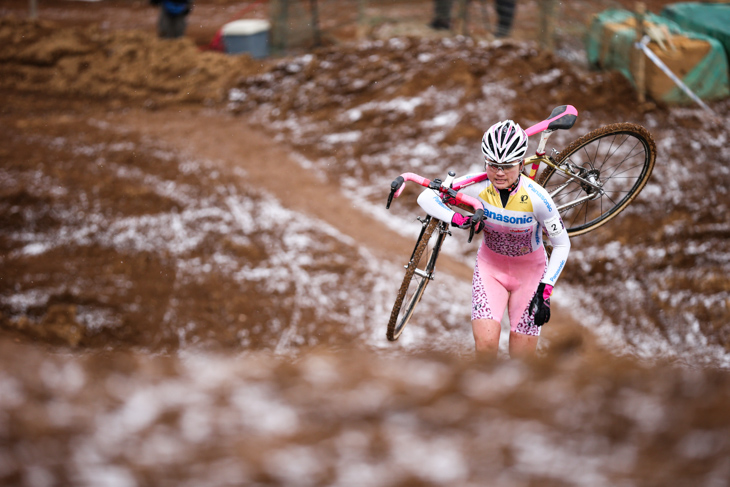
[393,173,484,213]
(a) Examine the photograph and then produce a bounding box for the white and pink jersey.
[416,172,570,287]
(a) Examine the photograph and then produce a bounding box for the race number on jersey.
[544,214,564,238]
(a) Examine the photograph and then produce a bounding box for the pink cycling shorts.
[471,245,547,336]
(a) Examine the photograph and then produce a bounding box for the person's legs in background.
[494,0,516,38]
[430,0,454,30]
[156,2,190,39]
[159,11,188,38]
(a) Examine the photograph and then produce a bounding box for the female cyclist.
[417,120,570,358]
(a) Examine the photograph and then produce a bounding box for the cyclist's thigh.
[472,255,509,322]
[508,250,547,336]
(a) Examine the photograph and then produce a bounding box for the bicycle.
[384,104,657,341]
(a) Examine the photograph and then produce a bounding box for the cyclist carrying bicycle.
[417,120,570,358]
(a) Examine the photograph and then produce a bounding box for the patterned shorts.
[471,246,547,336]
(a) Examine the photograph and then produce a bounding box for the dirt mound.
[232,36,638,124]
[0,14,638,117]
[0,16,269,105]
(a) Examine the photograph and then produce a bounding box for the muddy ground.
[1,1,730,486]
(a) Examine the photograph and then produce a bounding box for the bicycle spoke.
[603,140,643,179]
[567,200,587,228]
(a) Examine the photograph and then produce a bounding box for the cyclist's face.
[486,160,522,189]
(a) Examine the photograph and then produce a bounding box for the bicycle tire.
[386,216,447,341]
[537,123,656,236]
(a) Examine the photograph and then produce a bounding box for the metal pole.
[310,0,321,47]
[635,38,715,114]
[477,0,491,36]
[539,0,557,52]
[634,2,647,104]
[270,0,289,56]
[29,0,37,19]
[358,0,366,25]
[458,0,469,36]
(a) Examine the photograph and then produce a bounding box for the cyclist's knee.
[472,319,500,352]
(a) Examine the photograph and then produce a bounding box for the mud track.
[113,108,476,280]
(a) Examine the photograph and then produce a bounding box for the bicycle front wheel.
[538,123,656,236]
[386,216,447,341]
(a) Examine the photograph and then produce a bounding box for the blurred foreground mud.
[2,328,730,486]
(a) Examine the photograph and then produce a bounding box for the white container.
[221,19,270,58]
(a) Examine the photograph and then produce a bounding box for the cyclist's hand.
[452,213,485,233]
[473,217,485,234]
[528,282,553,327]
[451,212,471,229]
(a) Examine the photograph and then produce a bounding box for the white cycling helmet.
[481,120,528,164]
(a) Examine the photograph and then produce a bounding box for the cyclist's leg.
[471,255,509,357]
[472,319,501,357]
[509,331,538,359]
[506,249,547,358]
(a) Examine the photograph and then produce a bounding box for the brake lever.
[386,175,405,209]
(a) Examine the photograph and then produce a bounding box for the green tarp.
[661,2,730,60]
[586,8,730,104]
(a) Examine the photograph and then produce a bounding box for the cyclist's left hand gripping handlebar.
[449,190,484,243]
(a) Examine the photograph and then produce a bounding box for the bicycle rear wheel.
[538,123,656,236]
[386,216,447,341]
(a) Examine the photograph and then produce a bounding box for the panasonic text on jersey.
[550,259,566,282]
[485,208,533,225]
[528,185,552,212]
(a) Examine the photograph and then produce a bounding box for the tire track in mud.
[109,107,579,337]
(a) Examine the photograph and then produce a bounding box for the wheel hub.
[581,168,603,196]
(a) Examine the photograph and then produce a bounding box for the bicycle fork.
[406,218,449,281]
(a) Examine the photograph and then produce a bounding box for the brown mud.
[1,1,730,485]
